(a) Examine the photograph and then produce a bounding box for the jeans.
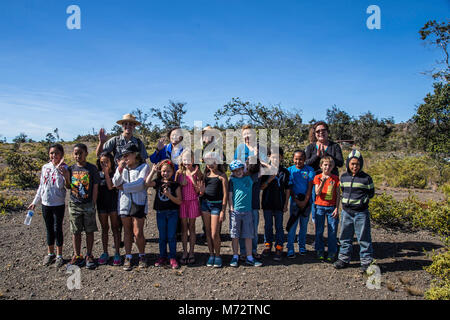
[239,209,259,255]
[263,210,284,247]
[156,209,179,259]
[311,192,316,223]
[338,209,373,265]
[314,205,339,255]
[287,201,311,253]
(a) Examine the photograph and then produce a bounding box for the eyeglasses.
[315,129,327,134]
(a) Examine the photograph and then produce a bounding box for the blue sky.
[0,0,448,142]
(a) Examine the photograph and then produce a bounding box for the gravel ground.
[0,189,444,301]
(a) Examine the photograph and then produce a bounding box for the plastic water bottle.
[24,210,34,225]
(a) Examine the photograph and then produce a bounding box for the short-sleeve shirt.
[313,174,340,206]
[103,135,148,163]
[153,179,180,211]
[69,163,100,204]
[287,165,315,198]
[229,175,253,212]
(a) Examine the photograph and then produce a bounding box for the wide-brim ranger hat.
[116,113,141,126]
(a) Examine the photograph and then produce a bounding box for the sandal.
[180,256,188,265]
[188,255,196,265]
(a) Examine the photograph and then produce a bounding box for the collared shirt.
[103,135,148,162]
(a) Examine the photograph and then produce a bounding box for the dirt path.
[0,190,444,300]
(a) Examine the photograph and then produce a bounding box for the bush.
[0,192,25,215]
[367,155,449,189]
[369,193,449,237]
[424,248,450,300]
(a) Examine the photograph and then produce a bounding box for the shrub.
[0,192,25,215]
[424,248,450,300]
[367,155,449,189]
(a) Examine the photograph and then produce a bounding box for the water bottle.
[24,210,34,226]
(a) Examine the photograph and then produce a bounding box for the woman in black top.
[305,121,344,176]
[305,121,344,226]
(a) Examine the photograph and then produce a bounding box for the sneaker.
[316,251,324,260]
[333,259,349,269]
[262,243,272,257]
[299,250,307,256]
[138,256,147,269]
[273,245,282,261]
[70,255,85,267]
[113,254,121,266]
[85,255,96,270]
[213,256,222,268]
[55,256,64,268]
[239,255,246,262]
[123,257,132,271]
[229,256,239,267]
[43,254,56,266]
[326,253,336,263]
[170,258,179,269]
[287,250,296,259]
[206,255,215,267]
[98,253,109,265]
[245,258,263,267]
[154,257,167,267]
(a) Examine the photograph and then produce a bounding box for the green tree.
[419,20,450,82]
[412,82,450,156]
[150,100,187,129]
[351,112,394,150]
[326,105,353,141]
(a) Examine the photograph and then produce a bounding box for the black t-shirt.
[251,173,261,210]
[261,166,290,211]
[153,179,180,211]
[97,171,118,210]
[69,163,100,204]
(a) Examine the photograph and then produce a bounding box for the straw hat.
[116,113,141,126]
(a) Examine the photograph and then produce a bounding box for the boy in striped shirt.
[334,150,375,273]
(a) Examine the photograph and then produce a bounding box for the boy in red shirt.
[313,156,340,262]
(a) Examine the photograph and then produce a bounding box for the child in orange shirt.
[313,156,340,262]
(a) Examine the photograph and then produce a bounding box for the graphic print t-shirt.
[313,174,340,206]
[153,179,180,211]
[69,163,100,204]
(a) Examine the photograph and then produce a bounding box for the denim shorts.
[201,200,222,216]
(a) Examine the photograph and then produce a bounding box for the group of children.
[29,140,375,273]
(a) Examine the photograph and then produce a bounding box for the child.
[96,151,121,266]
[201,152,228,268]
[146,159,182,269]
[286,150,315,258]
[28,144,67,268]
[334,150,375,273]
[228,160,262,267]
[60,143,100,270]
[175,150,202,265]
[313,156,340,262]
[112,143,150,271]
[239,155,262,261]
[261,148,290,261]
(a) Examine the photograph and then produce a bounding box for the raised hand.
[156,138,166,151]
[98,128,107,144]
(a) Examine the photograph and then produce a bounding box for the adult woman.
[150,127,184,170]
[305,121,343,176]
[305,121,344,226]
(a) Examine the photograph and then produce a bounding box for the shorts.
[201,200,222,216]
[68,201,98,234]
[229,210,254,239]
[97,200,118,214]
[119,203,147,219]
